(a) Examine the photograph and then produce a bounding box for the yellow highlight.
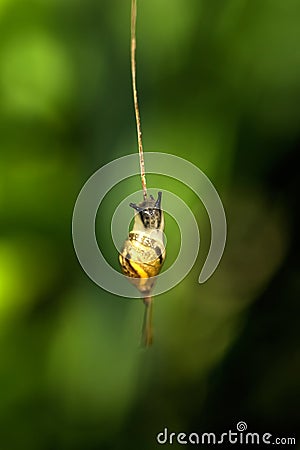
[129,261,148,278]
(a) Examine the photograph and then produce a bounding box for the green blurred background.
[0,0,299,449]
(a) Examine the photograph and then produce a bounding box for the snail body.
[119,192,166,346]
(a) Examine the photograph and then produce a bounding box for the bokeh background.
[0,0,299,449]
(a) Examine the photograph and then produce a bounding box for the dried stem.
[142,296,153,347]
[131,0,147,200]
[131,1,153,347]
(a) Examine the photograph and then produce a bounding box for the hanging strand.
[131,0,147,200]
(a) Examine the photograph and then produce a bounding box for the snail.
[119,192,166,346]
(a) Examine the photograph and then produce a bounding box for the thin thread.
[131,0,147,200]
